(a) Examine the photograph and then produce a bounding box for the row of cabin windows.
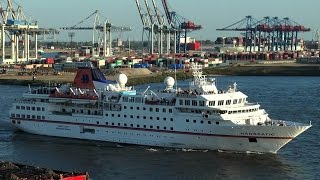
[179,99,245,107]
[186,119,220,125]
[122,97,144,103]
[208,98,246,107]
[71,109,102,115]
[11,114,45,120]
[105,113,174,121]
[179,100,205,107]
[123,106,173,113]
[16,106,45,111]
[228,108,259,114]
[103,121,174,131]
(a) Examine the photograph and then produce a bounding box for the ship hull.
[10,117,310,153]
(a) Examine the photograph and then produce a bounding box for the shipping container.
[169,64,183,69]
[45,57,54,64]
[187,42,201,51]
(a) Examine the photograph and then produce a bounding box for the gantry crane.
[0,0,58,64]
[161,0,202,53]
[217,15,310,52]
[60,10,131,57]
[135,0,170,55]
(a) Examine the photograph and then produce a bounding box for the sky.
[13,0,320,42]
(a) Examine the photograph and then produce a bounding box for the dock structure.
[60,10,132,58]
[217,16,310,52]
[0,0,59,64]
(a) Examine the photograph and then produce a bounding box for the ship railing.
[268,119,306,127]
[176,93,197,98]
[14,99,36,104]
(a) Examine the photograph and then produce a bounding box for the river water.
[0,76,319,179]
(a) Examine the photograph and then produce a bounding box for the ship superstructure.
[8,62,311,153]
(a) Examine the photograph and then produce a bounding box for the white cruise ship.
[8,62,311,153]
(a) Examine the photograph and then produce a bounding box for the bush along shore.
[1,65,320,87]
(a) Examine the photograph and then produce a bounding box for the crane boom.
[161,0,171,25]
[135,0,146,26]
[143,0,154,24]
[151,0,163,25]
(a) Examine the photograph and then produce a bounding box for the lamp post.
[68,32,75,57]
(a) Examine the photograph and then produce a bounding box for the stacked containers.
[116,59,123,66]
[202,59,209,67]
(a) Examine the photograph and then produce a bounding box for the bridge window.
[185,100,190,106]
[179,99,183,105]
[156,108,159,112]
[16,106,20,109]
[21,106,25,110]
[123,97,128,102]
[169,109,172,113]
[199,101,205,106]
[209,101,215,106]
[218,100,224,106]
[192,100,197,106]
[226,100,231,105]
[233,99,238,104]
[27,106,30,110]
[163,108,166,113]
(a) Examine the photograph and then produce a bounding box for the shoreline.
[1,64,320,86]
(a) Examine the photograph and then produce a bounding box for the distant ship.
[8,62,311,153]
